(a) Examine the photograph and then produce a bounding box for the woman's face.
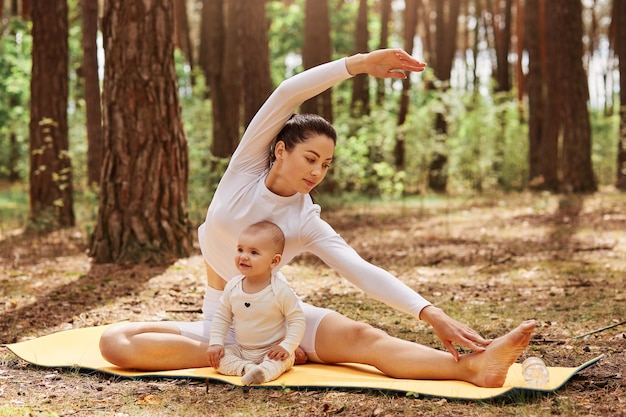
[271,134,335,196]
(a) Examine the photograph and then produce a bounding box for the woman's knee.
[316,316,391,363]
[99,325,131,366]
[349,321,388,344]
[320,315,388,346]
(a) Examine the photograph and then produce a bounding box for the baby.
[207,221,305,385]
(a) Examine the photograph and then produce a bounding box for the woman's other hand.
[419,305,492,361]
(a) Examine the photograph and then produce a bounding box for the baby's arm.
[266,345,290,361]
[275,282,306,355]
[208,285,235,367]
[207,345,224,368]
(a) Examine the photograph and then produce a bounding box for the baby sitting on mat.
[207,221,305,385]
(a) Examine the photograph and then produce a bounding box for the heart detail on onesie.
[244,302,251,308]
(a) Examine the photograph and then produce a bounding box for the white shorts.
[173,285,333,363]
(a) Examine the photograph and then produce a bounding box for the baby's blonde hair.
[241,221,285,254]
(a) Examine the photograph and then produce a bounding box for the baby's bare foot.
[466,320,536,387]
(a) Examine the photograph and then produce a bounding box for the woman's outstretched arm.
[343,50,490,361]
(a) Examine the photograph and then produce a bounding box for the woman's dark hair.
[269,114,337,165]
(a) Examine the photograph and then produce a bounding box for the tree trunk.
[5,3,21,182]
[490,0,512,187]
[395,0,418,171]
[221,0,243,147]
[198,0,212,95]
[539,0,561,191]
[29,0,74,228]
[419,0,433,64]
[173,0,194,68]
[433,0,460,81]
[241,0,272,127]
[21,0,31,19]
[301,0,332,121]
[525,0,546,187]
[81,0,104,187]
[616,0,626,190]
[470,0,480,93]
[351,0,370,117]
[427,0,460,192]
[458,0,470,91]
[8,132,20,182]
[91,0,191,265]
[205,0,242,158]
[376,0,392,105]
[491,0,512,92]
[551,0,597,192]
[515,0,525,105]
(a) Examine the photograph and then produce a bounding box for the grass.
[0,407,59,417]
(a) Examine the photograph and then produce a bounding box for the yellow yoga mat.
[4,324,603,400]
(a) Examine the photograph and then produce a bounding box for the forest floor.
[0,190,625,416]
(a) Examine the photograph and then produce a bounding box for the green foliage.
[267,1,304,85]
[0,2,621,233]
[266,0,371,82]
[67,97,88,190]
[498,97,529,190]
[0,181,28,232]
[74,185,99,235]
[444,90,528,192]
[329,0,358,57]
[177,64,230,225]
[0,19,32,181]
[333,95,410,199]
[175,49,194,99]
[401,83,448,194]
[328,77,532,198]
[329,74,531,197]
[590,108,619,186]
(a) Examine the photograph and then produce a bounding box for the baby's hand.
[267,345,290,361]
[207,345,224,368]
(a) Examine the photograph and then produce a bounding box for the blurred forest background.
[0,0,625,265]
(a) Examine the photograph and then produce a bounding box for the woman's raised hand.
[345,48,427,79]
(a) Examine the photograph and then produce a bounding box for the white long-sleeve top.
[198,57,432,319]
[210,273,305,353]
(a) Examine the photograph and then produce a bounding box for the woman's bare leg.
[314,313,535,388]
[99,322,210,371]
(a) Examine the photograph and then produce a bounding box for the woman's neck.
[265,168,296,197]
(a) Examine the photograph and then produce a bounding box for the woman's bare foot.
[463,320,536,387]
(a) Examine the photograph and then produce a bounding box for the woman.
[100,49,534,388]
